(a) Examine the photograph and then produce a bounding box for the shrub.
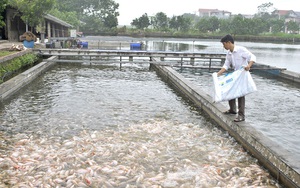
[0,53,38,83]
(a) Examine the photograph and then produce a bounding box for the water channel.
[1,36,299,187]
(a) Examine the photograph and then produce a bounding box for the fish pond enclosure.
[0,63,282,187]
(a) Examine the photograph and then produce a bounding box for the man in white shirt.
[217,34,256,122]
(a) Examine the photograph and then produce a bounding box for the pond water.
[176,68,300,159]
[83,36,300,73]
[0,63,281,187]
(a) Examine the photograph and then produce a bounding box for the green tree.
[287,21,299,34]
[0,0,7,28]
[81,14,104,33]
[207,16,220,33]
[54,0,82,13]
[229,15,247,35]
[169,16,179,31]
[182,13,200,26]
[152,12,169,31]
[81,0,119,29]
[196,16,219,33]
[131,13,150,30]
[9,0,56,27]
[104,14,118,29]
[248,17,269,35]
[219,18,231,33]
[54,0,119,32]
[196,17,210,32]
[269,19,284,33]
[48,9,80,28]
[257,2,275,16]
[170,15,191,32]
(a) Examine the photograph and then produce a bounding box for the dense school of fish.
[0,120,280,187]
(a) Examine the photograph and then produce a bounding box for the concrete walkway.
[0,40,22,50]
[152,64,300,188]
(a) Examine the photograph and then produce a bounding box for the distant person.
[217,34,256,122]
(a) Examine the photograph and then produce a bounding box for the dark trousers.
[228,96,245,118]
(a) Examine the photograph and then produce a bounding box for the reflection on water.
[0,64,280,187]
[84,36,300,73]
[146,41,207,52]
[235,41,300,74]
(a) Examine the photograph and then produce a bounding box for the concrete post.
[47,22,51,41]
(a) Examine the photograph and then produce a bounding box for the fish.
[0,121,280,188]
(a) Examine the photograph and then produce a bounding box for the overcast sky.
[114,0,297,25]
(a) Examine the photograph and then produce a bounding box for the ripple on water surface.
[177,68,300,158]
[0,64,280,187]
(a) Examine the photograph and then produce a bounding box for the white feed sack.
[212,69,257,103]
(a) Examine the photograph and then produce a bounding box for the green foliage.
[125,1,298,37]
[208,17,220,33]
[54,0,81,13]
[126,9,300,40]
[0,53,38,83]
[219,19,231,33]
[182,13,201,24]
[104,14,118,29]
[269,19,285,33]
[287,21,299,33]
[81,14,105,33]
[8,0,56,27]
[151,12,169,31]
[55,0,120,21]
[53,0,119,32]
[218,15,274,35]
[196,16,220,33]
[48,9,80,28]
[257,2,275,15]
[0,51,15,57]
[196,17,210,32]
[169,16,178,31]
[169,15,191,32]
[131,13,150,30]
[249,18,269,35]
[0,0,7,28]
[2,0,298,37]
[81,0,119,30]
[230,15,247,35]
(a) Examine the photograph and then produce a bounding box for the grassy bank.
[0,52,39,83]
[0,51,16,57]
[115,30,300,43]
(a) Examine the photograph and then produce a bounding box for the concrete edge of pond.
[252,63,300,85]
[0,56,57,101]
[280,69,300,84]
[150,63,300,188]
[0,49,33,64]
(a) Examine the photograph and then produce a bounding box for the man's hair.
[220,34,234,44]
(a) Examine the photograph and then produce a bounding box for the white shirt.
[223,45,256,71]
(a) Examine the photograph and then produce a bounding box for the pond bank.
[115,33,300,44]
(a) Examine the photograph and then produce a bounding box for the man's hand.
[245,61,255,71]
[244,65,251,71]
[217,68,226,76]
